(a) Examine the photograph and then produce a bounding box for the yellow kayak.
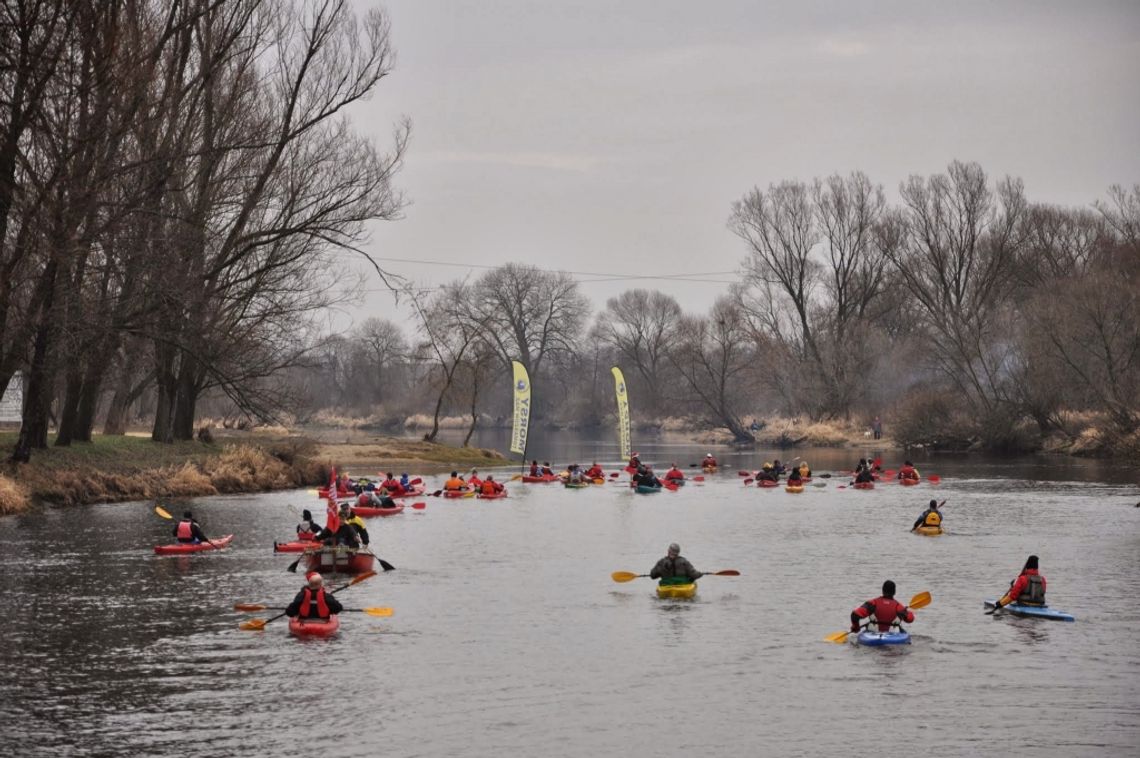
[656,582,697,599]
[915,525,943,536]
[785,484,804,493]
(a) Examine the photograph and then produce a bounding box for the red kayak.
[476,491,508,500]
[305,548,374,575]
[274,539,320,553]
[154,534,234,555]
[852,481,875,490]
[521,475,558,483]
[352,504,406,517]
[756,479,779,488]
[289,615,340,638]
[899,478,920,486]
[443,489,474,499]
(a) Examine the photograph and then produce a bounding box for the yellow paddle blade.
[509,474,523,481]
[362,607,394,617]
[233,603,267,612]
[239,618,268,631]
[909,591,932,610]
[611,571,640,583]
[154,505,172,520]
[824,630,851,643]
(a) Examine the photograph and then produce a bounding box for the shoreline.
[0,430,505,515]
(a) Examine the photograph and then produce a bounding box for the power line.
[355,255,741,285]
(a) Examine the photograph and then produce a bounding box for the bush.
[0,475,29,515]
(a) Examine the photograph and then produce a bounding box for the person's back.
[912,500,942,530]
[173,513,205,543]
[787,467,802,483]
[529,461,540,476]
[650,544,703,585]
[286,573,344,620]
[1000,556,1047,607]
[854,468,874,483]
[296,510,320,540]
[851,581,915,632]
[444,472,466,491]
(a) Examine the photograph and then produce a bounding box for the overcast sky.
[340,0,1140,332]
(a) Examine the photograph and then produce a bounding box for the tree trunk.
[10,258,61,462]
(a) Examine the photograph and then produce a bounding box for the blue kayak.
[856,629,911,646]
[984,599,1075,622]
[635,484,662,494]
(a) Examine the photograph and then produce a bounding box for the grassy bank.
[0,431,505,515]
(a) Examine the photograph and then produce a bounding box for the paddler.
[798,461,811,478]
[628,452,641,470]
[296,509,321,540]
[173,511,209,543]
[540,462,555,477]
[318,504,362,547]
[850,580,916,633]
[911,500,943,532]
[786,466,803,484]
[529,460,540,476]
[585,461,604,479]
[567,464,585,484]
[365,489,397,508]
[650,543,703,586]
[399,473,411,490]
[702,453,718,469]
[342,506,370,546]
[664,463,685,482]
[898,461,920,482]
[992,555,1047,610]
[286,572,344,621]
[638,466,663,489]
[380,472,405,495]
[468,469,483,489]
[480,475,504,495]
[756,462,778,483]
[443,471,467,492]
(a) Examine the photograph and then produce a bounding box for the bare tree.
[591,289,681,415]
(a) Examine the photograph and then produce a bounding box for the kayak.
[154,534,234,555]
[635,484,662,494]
[304,548,374,575]
[564,481,590,489]
[274,539,320,553]
[656,582,697,599]
[852,482,875,490]
[521,475,558,483]
[443,489,474,499]
[289,615,340,638]
[914,525,942,536]
[856,629,911,646]
[757,479,779,488]
[353,504,405,517]
[984,599,1075,622]
[899,478,920,486]
[785,484,804,493]
[476,491,508,499]
[701,466,718,473]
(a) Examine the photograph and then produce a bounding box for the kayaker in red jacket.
[664,464,685,481]
[786,466,803,484]
[993,555,1047,609]
[286,572,344,620]
[173,512,209,543]
[380,472,405,495]
[585,462,604,479]
[541,462,555,476]
[468,469,483,488]
[650,543,703,584]
[480,476,504,495]
[702,453,718,468]
[529,460,540,476]
[898,462,920,481]
[851,581,916,632]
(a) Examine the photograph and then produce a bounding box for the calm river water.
[1,438,1138,757]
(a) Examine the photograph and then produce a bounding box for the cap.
[668,543,681,555]
[706,453,713,458]
[305,571,323,584]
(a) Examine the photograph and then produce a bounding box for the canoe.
[154,534,234,555]
[289,615,340,638]
[785,484,804,493]
[852,482,875,490]
[757,479,779,488]
[899,478,920,486]
[856,629,911,646]
[476,491,508,499]
[521,475,558,483]
[352,504,405,517]
[914,525,942,536]
[656,582,697,599]
[635,484,662,494]
[304,548,374,575]
[443,489,474,499]
[984,599,1075,622]
[274,539,320,553]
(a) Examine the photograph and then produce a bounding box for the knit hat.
[305,571,323,585]
[882,580,896,597]
[668,543,681,555]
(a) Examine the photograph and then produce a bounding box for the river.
[1,437,1138,757]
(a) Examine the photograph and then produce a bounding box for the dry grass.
[0,475,29,515]
[201,444,293,492]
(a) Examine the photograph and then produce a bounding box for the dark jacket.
[650,556,702,581]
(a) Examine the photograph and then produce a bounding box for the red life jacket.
[357,493,371,507]
[585,466,603,478]
[299,587,331,619]
[665,469,684,480]
[481,481,498,495]
[855,596,914,632]
[297,531,316,541]
[176,520,194,540]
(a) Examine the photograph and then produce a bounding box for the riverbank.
[0,430,505,515]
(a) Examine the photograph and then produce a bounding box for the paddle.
[927,474,941,483]
[692,475,705,482]
[824,591,932,643]
[611,569,740,583]
[744,478,754,485]
[662,480,679,491]
[239,571,376,631]
[234,604,394,617]
[510,474,523,482]
[737,470,751,477]
[609,472,620,479]
[153,505,225,550]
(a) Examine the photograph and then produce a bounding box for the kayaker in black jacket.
[173,512,209,543]
[650,543,703,584]
[296,509,321,540]
[318,505,362,548]
[286,572,344,620]
[912,500,944,531]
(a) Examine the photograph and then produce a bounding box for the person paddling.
[650,543,703,586]
[480,475,504,495]
[911,500,943,531]
[540,462,555,477]
[286,572,344,622]
[851,580,915,633]
[898,461,920,482]
[444,471,467,492]
[468,469,483,489]
[992,555,1047,610]
[664,463,685,482]
[529,460,540,476]
[173,511,209,544]
[296,509,321,541]
[585,461,604,479]
[786,466,803,484]
[702,453,718,469]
